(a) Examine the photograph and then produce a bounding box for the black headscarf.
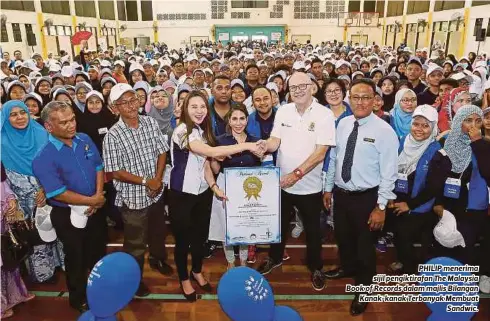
[34,77,53,107]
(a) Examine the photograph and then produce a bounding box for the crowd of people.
[1,38,490,318]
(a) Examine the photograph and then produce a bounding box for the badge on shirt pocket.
[395,173,408,194]
[444,178,461,199]
[98,127,108,135]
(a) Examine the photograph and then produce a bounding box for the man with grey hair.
[33,101,107,313]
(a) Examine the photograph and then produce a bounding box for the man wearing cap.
[418,63,444,105]
[186,55,199,76]
[103,83,173,297]
[433,49,446,67]
[32,53,49,76]
[32,101,107,313]
[88,65,102,91]
[256,72,336,292]
[406,57,427,95]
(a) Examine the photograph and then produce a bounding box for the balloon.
[273,305,303,321]
[77,310,116,321]
[419,257,479,321]
[218,267,275,321]
[86,252,141,317]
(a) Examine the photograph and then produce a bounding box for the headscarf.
[0,100,49,176]
[398,105,439,175]
[147,86,174,140]
[74,81,92,113]
[390,88,416,139]
[379,76,397,112]
[18,74,34,93]
[34,76,52,107]
[6,80,27,100]
[438,88,468,132]
[444,105,483,173]
[78,90,117,153]
[471,67,487,99]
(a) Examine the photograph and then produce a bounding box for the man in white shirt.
[257,72,336,291]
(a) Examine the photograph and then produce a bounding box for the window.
[407,0,429,14]
[75,0,96,18]
[348,1,361,12]
[12,23,22,42]
[41,0,70,15]
[117,0,127,21]
[386,0,403,17]
[434,1,464,11]
[1,23,8,42]
[141,0,153,21]
[375,0,385,15]
[231,1,268,9]
[99,0,115,20]
[125,0,138,21]
[364,1,376,12]
[473,1,490,6]
[0,0,35,11]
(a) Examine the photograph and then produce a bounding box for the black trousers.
[119,196,168,276]
[104,181,123,229]
[168,189,212,281]
[50,205,107,306]
[269,191,323,272]
[333,186,378,286]
[394,211,437,274]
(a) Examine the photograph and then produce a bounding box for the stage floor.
[9,227,490,321]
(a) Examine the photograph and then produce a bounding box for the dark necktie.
[341,121,359,183]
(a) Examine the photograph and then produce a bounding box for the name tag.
[363,137,375,143]
[444,178,461,199]
[281,123,292,127]
[395,173,408,194]
[98,127,108,135]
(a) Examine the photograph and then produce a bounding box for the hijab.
[74,82,92,113]
[398,105,439,176]
[147,86,174,140]
[78,91,117,153]
[34,76,52,107]
[391,88,416,140]
[379,76,396,112]
[444,105,483,173]
[0,100,49,176]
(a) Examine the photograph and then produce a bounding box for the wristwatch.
[293,168,304,179]
[378,204,386,211]
[142,177,147,186]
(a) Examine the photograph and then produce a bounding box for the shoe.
[135,282,151,297]
[291,224,303,238]
[149,258,174,276]
[247,245,256,264]
[376,237,387,253]
[180,282,197,302]
[283,251,290,261]
[257,257,282,275]
[190,272,213,292]
[350,293,369,316]
[70,302,89,314]
[324,268,353,279]
[204,242,218,259]
[311,270,326,291]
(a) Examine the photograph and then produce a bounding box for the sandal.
[2,309,14,319]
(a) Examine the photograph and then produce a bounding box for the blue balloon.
[78,310,116,321]
[273,305,303,321]
[419,257,479,321]
[86,252,141,317]
[218,267,275,321]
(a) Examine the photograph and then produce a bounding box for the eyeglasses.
[289,84,310,92]
[401,97,417,103]
[326,88,342,96]
[115,98,139,109]
[77,91,88,96]
[351,96,374,103]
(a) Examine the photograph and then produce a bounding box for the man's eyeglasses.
[351,96,374,103]
[115,98,139,109]
[290,84,310,92]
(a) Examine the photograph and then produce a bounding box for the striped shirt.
[103,116,169,210]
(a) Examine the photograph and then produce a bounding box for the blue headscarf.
[1,100,49,176]
[390,88,416,141]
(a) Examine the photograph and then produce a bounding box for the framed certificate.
[224,167,281,246]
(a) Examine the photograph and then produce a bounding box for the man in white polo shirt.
[256,72,336,291]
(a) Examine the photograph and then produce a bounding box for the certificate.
[224,167,281,246]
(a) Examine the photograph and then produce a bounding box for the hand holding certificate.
[224,167,281,246]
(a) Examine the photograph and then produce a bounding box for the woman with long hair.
[168,91,263,302]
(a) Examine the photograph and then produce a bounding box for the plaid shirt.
[103,116,169,210]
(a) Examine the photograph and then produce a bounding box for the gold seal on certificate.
[224,167,281,246]
[243,176,262,200]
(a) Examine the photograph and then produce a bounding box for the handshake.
[249,140,268,158]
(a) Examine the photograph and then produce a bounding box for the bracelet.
[293,168,304,179]
[210,183,218,190]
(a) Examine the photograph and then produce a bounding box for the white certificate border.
[224,166,281,246]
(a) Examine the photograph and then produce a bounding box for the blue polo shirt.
[32,133,104,208]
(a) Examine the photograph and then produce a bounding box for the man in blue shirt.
[33,101,106,314]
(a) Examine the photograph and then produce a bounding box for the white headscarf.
[398,106,439,175]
